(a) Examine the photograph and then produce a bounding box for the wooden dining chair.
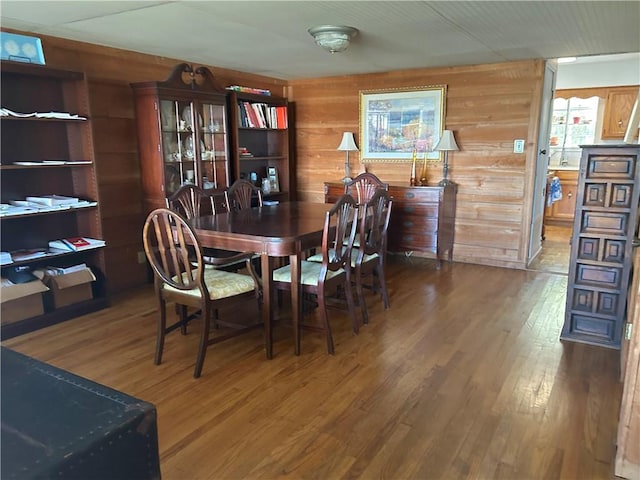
[142,208,262,378]
[272,194,359,354]
[225,179,263,211]
[352,189,393,326]
[343,172,388,204]
[166,184,255,270]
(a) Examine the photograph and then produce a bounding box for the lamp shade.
[434,130,459,151]
[337,132,359,151]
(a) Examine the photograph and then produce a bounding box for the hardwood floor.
[528,225,572,275]
[3,256,622,479]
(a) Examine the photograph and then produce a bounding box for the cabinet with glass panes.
[549,96,599,168]
[131,64,231,213]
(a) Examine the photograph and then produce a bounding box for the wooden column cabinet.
[0,61,108,338]
[324,182,456,267]
[602,86,639,139]
[561,144,640,348]
[229,91,292,202]
[131,64,232,213]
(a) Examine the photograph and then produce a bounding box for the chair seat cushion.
[272,261,344,286]
[164,268,256,300]
[307,249,378,267]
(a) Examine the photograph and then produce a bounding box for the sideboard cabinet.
[131,64,232,213]
[561,144,640,348]
[324,182,456,267]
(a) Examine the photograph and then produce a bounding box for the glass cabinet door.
[159,99,229,195]
[199,102,229,190]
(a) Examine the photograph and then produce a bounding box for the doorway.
[527,224,571,274]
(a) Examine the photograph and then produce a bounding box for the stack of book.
[1,195,97,217]
[238,147,253,158]
[226,85,271,96]
[48,237,106,252]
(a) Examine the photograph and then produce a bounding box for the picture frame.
[0,32,46,65]
[267,166,279,192]
[360,85,446,163]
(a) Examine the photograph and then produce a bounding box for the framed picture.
[0,32,46,65]
[267,166,279,192]
[360,85,446,163]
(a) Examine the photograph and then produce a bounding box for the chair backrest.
[142,208,206,297]
[167,184,229,219]
[321,194,359,274]
[358,189,393,257]
[225,179,263,211]
[343,173,388,204]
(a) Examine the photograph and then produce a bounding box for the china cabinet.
[0,61,108,338]
[131,64,231,212]
[229,91,292,202]
[561,144,640,349]
[549,97,598,167]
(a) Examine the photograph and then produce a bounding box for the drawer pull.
[403,206,415,213]
[405,192,415,199]
[403,221,414,227]
[403,235,413,242]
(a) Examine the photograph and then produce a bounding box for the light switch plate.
[514,139,525,153]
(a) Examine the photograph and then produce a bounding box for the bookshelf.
[0,61,108,338]
[229,91,293,201]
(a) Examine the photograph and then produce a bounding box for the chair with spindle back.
[142,208,261,378]
[225,179,263,211]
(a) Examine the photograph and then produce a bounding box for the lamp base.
[438,178,454,186]
[341,175,352,184]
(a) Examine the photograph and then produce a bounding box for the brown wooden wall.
[4,30,545,292]
[289,61,545,269]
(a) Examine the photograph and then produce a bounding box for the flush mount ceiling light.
[308,25,359,53]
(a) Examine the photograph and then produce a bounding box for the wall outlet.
[137,251,146,264]
[513,139,525,153]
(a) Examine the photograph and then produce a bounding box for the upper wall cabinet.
[602,86,638,139]
[131,64,231,213]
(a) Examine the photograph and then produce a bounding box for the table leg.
[261,254,273,359]
[290,253,302,355]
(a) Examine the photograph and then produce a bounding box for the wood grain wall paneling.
[290,59,545,270]
[4,28,546,288]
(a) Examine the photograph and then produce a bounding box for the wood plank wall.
[289,60,545,270]
[3,29,545,291]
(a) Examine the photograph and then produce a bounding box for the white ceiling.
[1,1,639,80]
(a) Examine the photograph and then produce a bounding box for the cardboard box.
[1,279,49,325]
[45,268,96,309]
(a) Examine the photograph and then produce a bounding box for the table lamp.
[434,129,459,186]
[337,132,359,183]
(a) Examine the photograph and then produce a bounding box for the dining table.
[190,201,333,358]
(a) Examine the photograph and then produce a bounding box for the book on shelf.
[276,106,288,129]
[48,237,106,252]
[43,263,88,275]
[26,195,79,206]
[0,251,13,265]
[10,248,48,262]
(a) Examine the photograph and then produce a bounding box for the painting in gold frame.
[360,85,446,163]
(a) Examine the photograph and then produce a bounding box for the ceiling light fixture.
[308,25,359,54]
